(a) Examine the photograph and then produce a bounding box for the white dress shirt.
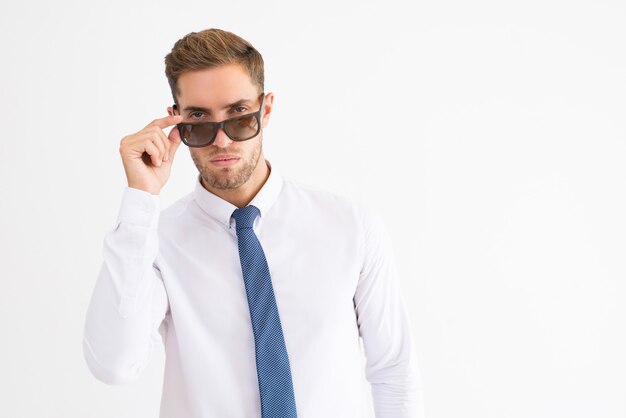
[83,158,424,418]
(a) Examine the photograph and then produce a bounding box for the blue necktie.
[232,205,298,418]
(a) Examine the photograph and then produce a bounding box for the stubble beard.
[192,138,263,190]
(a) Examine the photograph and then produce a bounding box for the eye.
[189,111,205,119]
[233,106,247,113]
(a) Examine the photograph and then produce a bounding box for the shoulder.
[159,191,196,223]
[280,175,357,210]
[279,175,382,231]
[280,176,368,225]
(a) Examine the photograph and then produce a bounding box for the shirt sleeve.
[82,186,170,385]
[353,204,425,418]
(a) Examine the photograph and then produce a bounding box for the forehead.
[177,64,258,108]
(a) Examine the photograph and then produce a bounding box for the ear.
[167,105,176,117]
[261,92,275,129]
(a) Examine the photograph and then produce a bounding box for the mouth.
[211,155,240,167]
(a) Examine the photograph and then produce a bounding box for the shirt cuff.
[116,186,160,227]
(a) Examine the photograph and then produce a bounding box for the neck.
[201,157,270,208]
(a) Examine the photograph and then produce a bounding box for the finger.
[156,129,172,162]
[144,141,162,167]
[145,114,184,130]
[167,124,182,160]
[147,127,166,163]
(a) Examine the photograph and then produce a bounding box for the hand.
[119,114,184,195]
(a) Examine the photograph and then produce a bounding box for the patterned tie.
[232,205,298,418]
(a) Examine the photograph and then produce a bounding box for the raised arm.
[83,112,183,384]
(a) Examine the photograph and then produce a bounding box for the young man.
[83,28,424,418]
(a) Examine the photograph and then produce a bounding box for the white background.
[1,0,624,417]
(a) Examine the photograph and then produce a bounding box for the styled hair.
[164,28,264,104]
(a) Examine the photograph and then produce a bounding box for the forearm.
[367,310,424,418]
[364,297,425,418]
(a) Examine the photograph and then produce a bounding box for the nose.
[212,127,232,148]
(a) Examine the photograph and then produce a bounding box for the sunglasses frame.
[173,92,266,148]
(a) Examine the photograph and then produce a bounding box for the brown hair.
[164,28,264,104]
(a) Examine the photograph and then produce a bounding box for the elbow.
[366,351,423,388]
[82,337,143,385]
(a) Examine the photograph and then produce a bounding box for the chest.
[158,220,361,340]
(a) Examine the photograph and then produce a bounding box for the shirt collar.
[193,158,283,230]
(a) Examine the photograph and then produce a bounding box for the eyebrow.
[181,98,254,113]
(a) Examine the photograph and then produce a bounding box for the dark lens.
[180,123,217,146]
[224,114,259,140]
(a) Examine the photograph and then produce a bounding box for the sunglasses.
[173,93,265,148]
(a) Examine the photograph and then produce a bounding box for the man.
[83,28,424,418]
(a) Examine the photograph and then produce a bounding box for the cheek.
[248,139,262,155]
[189,149,208,164]
[240,139,258,153]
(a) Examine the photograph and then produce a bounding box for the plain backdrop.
[0,0,624,417]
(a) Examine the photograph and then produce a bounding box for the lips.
[210,155,240,167]
[211,155,239,162]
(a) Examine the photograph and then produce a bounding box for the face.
[169,64,273,190]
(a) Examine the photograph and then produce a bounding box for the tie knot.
[232,205,260,230]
